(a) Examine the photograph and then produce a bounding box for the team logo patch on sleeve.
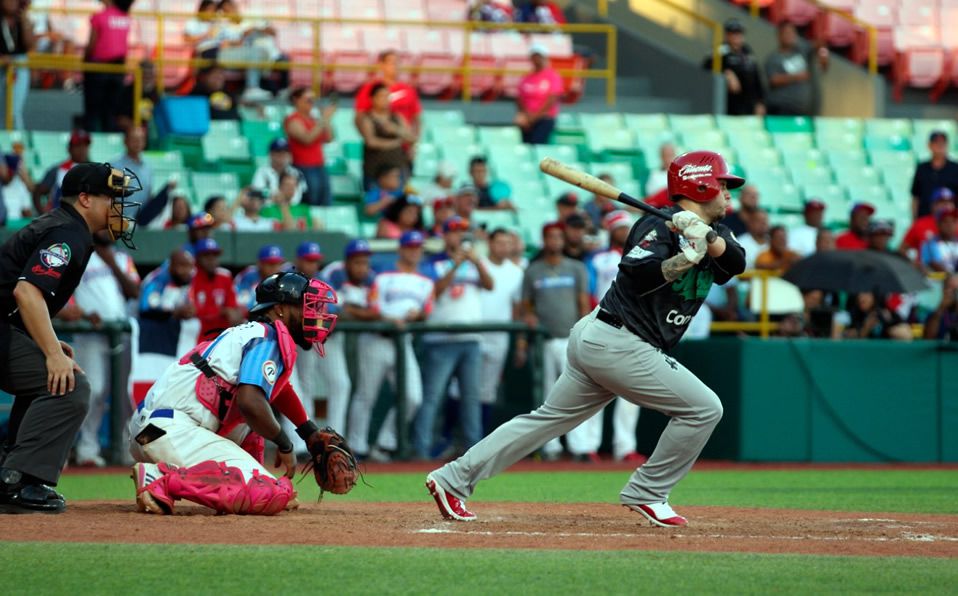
[262,360,278,384]
[39,243,71,268]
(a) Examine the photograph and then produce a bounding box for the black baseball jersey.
[0,202,94,329]
[703,43,765,116]
[600,207,745,350]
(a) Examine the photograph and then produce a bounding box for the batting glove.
[670,210,704,232]
[680,236,708,264]
[682,220,713,242]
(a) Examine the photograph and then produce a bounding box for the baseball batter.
[427,151,746,527]
[130,272,339,515]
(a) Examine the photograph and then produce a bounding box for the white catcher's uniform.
[347,269,433,454]
[72,250,139,463]
[128,322,294,481]
[591,247,642,460]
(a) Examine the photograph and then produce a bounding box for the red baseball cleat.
[624,501,688,527]
[425,473,476,521]
[619,452,648,464]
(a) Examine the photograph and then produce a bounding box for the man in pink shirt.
[515,44,564,145]
[83,0,133,132]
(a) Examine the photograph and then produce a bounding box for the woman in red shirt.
[283,87,335,206]
[83,0,133,132]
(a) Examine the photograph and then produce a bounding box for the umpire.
[0,162,139,514]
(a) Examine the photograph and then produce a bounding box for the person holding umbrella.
[835,203,875,251]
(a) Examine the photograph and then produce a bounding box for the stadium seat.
[360,26,406,58]
[912,118,958,142]
[490,32,531,60]
[826,149,868,169]
[863,134,911,152]
[771,133,815,152]
[623,113,669,136]
[852,2,897,66]
[426,0,467,21]
[202,135,251,162]
[677,129,727,150]
[758,182,803,212]
[668,114,716,133]
[814,0,858,47]
[311,205,360,236]
[421,109,465,128]
[585,128,635,155]
[765,116,814,133]
[32,131,70,169]
[533,144,578,164]
[815,131,863,151]
[892,26,944,100]
[864,118,912,138]
[330,175,361,200]
[800,183,848,205]
[383,0,426,21]
[815,116,864,136]
[528,33,574,59]
[89,133,124,163]
[834,165,882,187]
[241,120,285,157]
[736,146,782,168]
[339,0,384,20]
[471,210,519,231]
[294,0,336,18]
[478,126,523,147]
[580,113,626,131]
[429,125,476,146]
[715,115,764,133]
[770,0,821,26]
[191,172,240,202]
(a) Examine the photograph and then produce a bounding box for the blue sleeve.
[138,271,169,315]
[422,257,439,281]
[364,187,380,205]
[586,258,598,298]
[921,241,939,266]
[238,337,285,397]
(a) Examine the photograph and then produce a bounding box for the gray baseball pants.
[432,308,723,505]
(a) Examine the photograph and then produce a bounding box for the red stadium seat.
[500,56,532,98]
[338,0,384,20]
[361,26,406,58]
[417,54,458,96]
[278,22,316,53]
[294,0,337,18]
[852,2,897,66]
[383,0,426,21]
[404,27,455,95]
[892,26,943,100]
[447,31,498,99]
[156,45,193,90]
[426,0,468,22]
[528,33,574,59]
[321,25,370,93]
[551,55,586,103]
[811,1,857,47]
[769,0,821,26]
[490,32,531,60]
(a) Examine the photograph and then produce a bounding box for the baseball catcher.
[130,271,357,515]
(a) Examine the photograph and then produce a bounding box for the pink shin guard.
[155,461,294,515]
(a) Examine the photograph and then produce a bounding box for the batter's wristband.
[272,430,294,454]
[295,420,319,442]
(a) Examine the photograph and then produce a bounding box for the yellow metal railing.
[747,0,878,75]
[709,269,779,338]
[28,7,617,105]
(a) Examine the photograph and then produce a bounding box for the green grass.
[58,469,958,514]
[1,543,956,595]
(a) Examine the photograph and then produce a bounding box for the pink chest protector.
[181,321,299,436]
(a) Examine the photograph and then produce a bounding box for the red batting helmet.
[667,151,744,203]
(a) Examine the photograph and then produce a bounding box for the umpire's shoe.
[0,468,66,514]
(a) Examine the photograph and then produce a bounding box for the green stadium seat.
[413,158,438,179]
[532,144,577,163]
[863,135,911,152]
[241,119,285,157]
[814,131,862,151]
[668,114,716,133]
[868,149,916,169]
[202,135,251,162]
[471,210,519,231]
[587,161,634,185]
[421,109,466,129]
[585,128,635,155]
[800,183,847,205]
[155,169,190,194]
[863,118,912,138]
[555,112,581,131]
[834,165,881,188]
[142,150,184,171]
[912,119,958,145]
[846,184,889,205]
[544,171,588,201]
[89,133,124,162]
[207,119,240,138]
[715,115,764,133]
[580,113,625,130]
[477,126,522,146]
[744,165,790,187]
[511,179,548,205]
[429,125,476,146]
[191,171,239,202]
[735,146,781,167]
[443,143,484,181]
[0,129,28,148]
[771,132,814,152]
[260,104,293,122]
[780,147,827,168]
[494,160,538,188]
[31,131,70,169]
[814,117,864,136]
[330,174,361,200]
[623,113,669,136]
[486,143,533,171]
[311,205,360,236]
[826,150,868,169]
[786,163,833,185]
[756,182,802,212]
[677,129,727,150]
[765,116,813,134]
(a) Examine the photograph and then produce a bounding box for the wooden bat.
[538,157,717,243]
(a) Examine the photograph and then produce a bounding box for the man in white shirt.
[644,142,676,197]
[477,228,524,431]
[788,199,825,257]
[736,208,770,270]
[231,188,274,232]
[70,231,142,466]
[250,139,306,205]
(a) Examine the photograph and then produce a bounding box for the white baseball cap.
[529,43,549,57]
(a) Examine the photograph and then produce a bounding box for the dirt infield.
[2,501,956,558]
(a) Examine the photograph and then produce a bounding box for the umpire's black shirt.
[600,207,745,351]
[0,202,94,330]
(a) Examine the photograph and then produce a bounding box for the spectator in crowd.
[561,213,591,261]
[183,0,219,56]
[469,0,512,23]
[231,188,272,231]
[816,228,835,253]
[117,60,160,132]
[721,184,759,237]
[354,50,422,156]
[584,173,616,229]
[515,0,566,24]
[788,199,825,257]
[737,208,769,270]
[202,194,233,229]
[1,142,31,223]
[468,157,514,210]
[923,274,958,340]
[835,202,875,251]
[28,0,74,84]
[250,138,305,204]
[515,44,563,144]
[234,244,286,311]
[0,0,34,130]
[283,87,334,206]
[921,209,958,273]
[377,193,424,240]
[645,142,676,197]
[844,291,912,341]
[262,171,308,230]
[292,241,323,278]
[164,194,192,229]
[83,0,133,132]
[211,0,286,98]
[115,126,178,229]
[704,19,765,116]
[755,225,801,272]
[452,185,478,224]
[477,228,524,433]
[70,230,140,467]
[866,220,895,254]
[350,231,433,462]
[415,216,494,460]
[364,164,405,218]
[137,248,196,351]
[32,130,90,213]
[901,187,955,263]
[765,22,828,116]
[184,212,215,255]
[418,162,456,205]
[188,237,241,340]
[430,197,455,236]
[555,192,579,222]
[190,64,240,120]
[509,229,528,268]
[358,82,415,190]
[911,131,958,219]
[519,221,592,461]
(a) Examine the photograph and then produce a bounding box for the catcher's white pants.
[128,407,272,482]
[479,332,509,405]
[541,337,603,456]
[347,333,422,454]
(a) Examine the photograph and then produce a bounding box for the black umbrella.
[783,250,929,295]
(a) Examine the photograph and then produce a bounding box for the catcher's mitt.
[302,425,358,495]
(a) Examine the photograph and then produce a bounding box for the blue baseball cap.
[257,244,285,264]
[345,238,372,258]
[188,212,215,230]
[399,230,424,247]
[296,241,323,261]
[269,138,291,152]
[193,238,221,255]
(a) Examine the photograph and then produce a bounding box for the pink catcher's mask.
[302,278,338,356]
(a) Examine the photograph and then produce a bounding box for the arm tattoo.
[661,253,695,282]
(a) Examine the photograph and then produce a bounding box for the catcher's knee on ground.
[134,460,294,515]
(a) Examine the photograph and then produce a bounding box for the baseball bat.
[538,157,717,243]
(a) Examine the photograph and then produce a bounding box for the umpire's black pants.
[1,324,90,485]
